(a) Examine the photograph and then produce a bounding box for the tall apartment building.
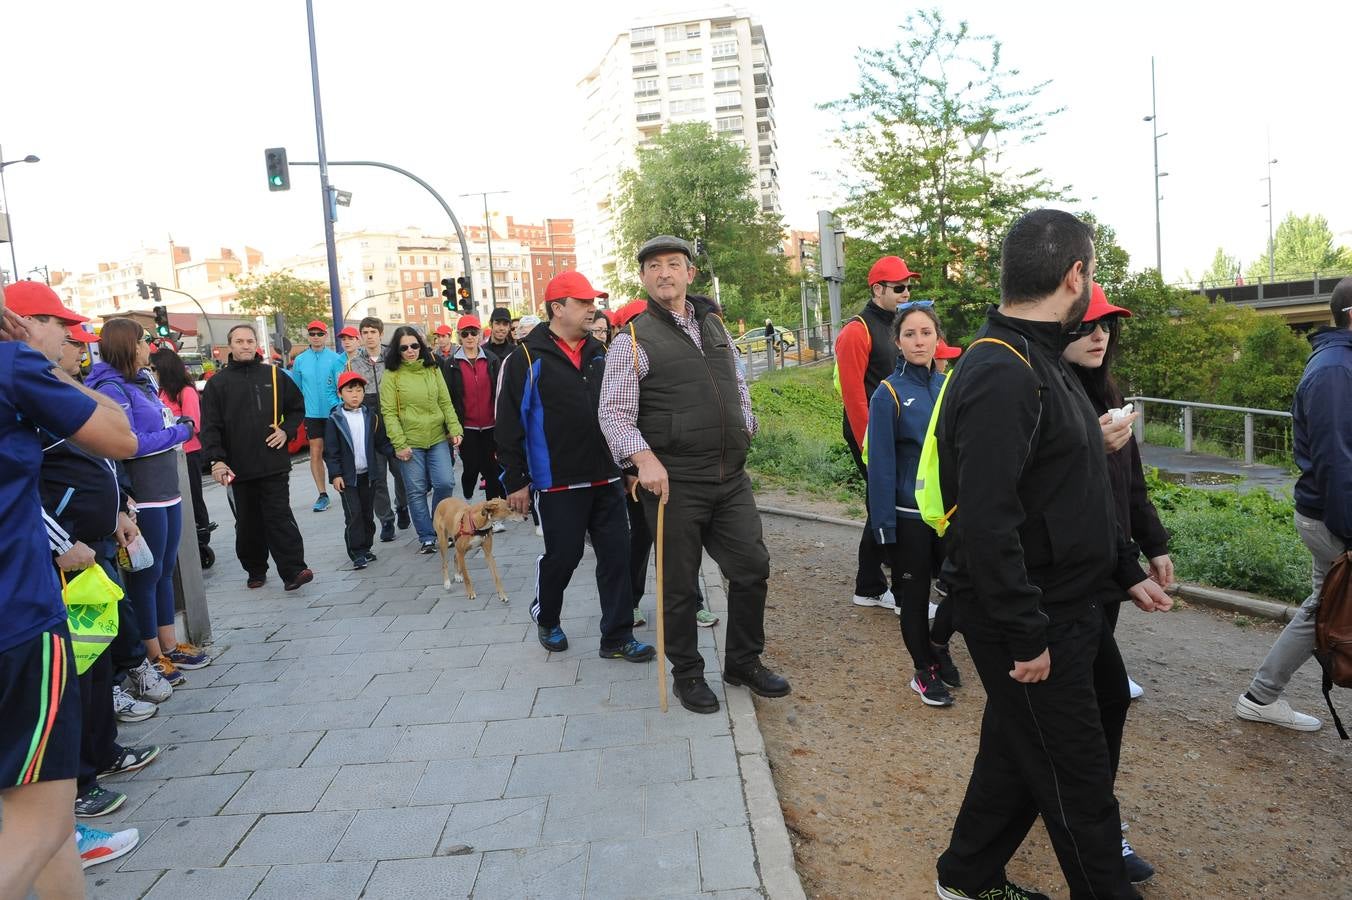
[574,7,778,295]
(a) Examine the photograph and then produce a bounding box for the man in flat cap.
[599,235,790,714]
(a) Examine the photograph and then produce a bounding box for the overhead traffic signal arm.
[264,147,291,192]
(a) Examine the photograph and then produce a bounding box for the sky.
[3,0,1349,287]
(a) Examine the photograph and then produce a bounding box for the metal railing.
[1125,396,1292,465]
[741,323,835,382]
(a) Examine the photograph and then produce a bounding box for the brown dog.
[433,497,513,602]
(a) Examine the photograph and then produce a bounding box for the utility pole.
[1262,151,1278,282]
[1143,57,1168,278]
[461,191,509,308]
[304,0,344,329]
[817,211,845,331]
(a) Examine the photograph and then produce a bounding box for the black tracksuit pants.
[533,483,635,652]
[890,518,954,672]
[1097,601,1131,779]
[937,606,1138,900]
[641,474,768,680]
[230,471,308,581]
[459,427,506,500]
[340,473,376,561]
[844,418,890,598]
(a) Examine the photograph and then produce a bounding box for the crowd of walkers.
[3,209,1348,898]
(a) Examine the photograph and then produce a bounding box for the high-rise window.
[713,66,739,86]
[712,41,737,60]
[631,26,655,47]
[715,90,741,110]
[716,115,743,133]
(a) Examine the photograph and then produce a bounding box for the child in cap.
[323,372,396,569]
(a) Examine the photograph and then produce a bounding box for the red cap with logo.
[867,256,920,286]
[337,371,367,390]
[67,324,100,344]
[4,280,88,324]
[456,315,482,332]
[544,271,608,303]
[306,320,328,334]
[433,324,454,336]
[337,326,359,338]
[935,340,962,360]
[1084,283,1133,322]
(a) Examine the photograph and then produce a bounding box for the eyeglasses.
[399,341,421,351]
[1070,316,1118,337]
[886,282,918,294]
[897,299,933,311]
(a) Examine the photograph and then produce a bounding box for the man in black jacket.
[932,210,1171,900]
[496,271,654,663]
[201,324,313,591]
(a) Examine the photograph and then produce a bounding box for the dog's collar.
[457,517,492,539]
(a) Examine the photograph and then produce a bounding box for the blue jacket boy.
[866,360,946,544]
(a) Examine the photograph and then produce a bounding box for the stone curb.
[701,553,807,900]
[755,503,1295,623]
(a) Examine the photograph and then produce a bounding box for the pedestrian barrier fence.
[1125,396,1293,466]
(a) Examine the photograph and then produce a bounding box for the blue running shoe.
[599,640,656,663]
[537,625,568,652]
[313,493,331,512]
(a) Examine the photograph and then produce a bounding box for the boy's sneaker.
[112,685,157,723]
[76,824,139,869]
[75,786,126,818]
[910,666,954,707]
[152,656,186,686]
[127,658,172,702]
[99,744,162,778]
[537,625,568,652]
[313,492,331,512]
[633,608,647,627]
[1122,836,1155,883]
[352,555,369,570]
[380,520,396,542]
[599,639,656,663]
[695,608,719,628]
[166,642,210,670]
[932,643,962,688]
[936,880,1050,900]
[365,551,378,561]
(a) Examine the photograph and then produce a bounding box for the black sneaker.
[352,556,368,570]
[418,541,437,555]
[936,880,1050,900]
[672,676,720,714]
[99,744,162,778]
[397,507,411,530]
[1122,836,1155,883]
[365,551,377,561]
[537,625,568,652]
[932,642,962,688]
[599,639,656,663]
[75,786,127,818]
[380,520,396,542]
[910,666,954,707]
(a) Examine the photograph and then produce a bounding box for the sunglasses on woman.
[459,329,480,337]
[897,299,934,311]
[1070,315,1118,337]
[400,341,421,351]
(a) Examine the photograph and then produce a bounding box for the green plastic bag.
[60,566,123,675]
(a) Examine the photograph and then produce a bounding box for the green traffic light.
[270,175,284,187]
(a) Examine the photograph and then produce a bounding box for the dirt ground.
[752,488,1352,900]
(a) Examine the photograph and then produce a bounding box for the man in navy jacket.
[1236,276,1352,733]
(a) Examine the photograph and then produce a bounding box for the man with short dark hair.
[350,316,408,539]
[932,210,1172,900]
[486,306,515,354]
[201,324,313,591]
[1234,275,1352,733]
[599,235,789,715]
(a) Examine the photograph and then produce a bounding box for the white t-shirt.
[341,407,369,473]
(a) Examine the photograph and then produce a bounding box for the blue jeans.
[399,442,456,543]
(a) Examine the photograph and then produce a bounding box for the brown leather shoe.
[283,569,314,592]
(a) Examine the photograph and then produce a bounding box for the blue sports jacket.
[1292,327,1352,543]
[866,360,946,543]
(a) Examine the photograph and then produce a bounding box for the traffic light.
[440,278,455,311]
[152,305,171,339]
[149,282,162,304]
[136,279,149,300]
[457,276,473,313]
[264,147,290,192]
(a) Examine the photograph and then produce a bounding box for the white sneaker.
[1127,676,1144,700]
[1235,694,1322,732]
[127,658,172,703]
[852,589,896,609]
[876,590,897,612]
[928,601,939,622]
[112,685,157,723]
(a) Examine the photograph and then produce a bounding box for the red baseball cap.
[609,299,648,328]
[867,256,920,286]
[306,320,328,333]
[457,315,482,332]
[4,280,88,324]
[67,324,100,344]
[1084,283,1133,322]
[544,271,608,303]
[935,340,962,360]
[433,324,454,336]
[337,326,359,338]
[337,371,367,390]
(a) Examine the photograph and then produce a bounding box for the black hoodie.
[936,306,1148,661]
[200,355,306,482]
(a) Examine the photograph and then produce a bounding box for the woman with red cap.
[440,315,504,503]
[1062,282,1171,885]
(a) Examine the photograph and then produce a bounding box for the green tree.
[825,8,1068,341]
[1247,213,1352,282]
[231,271,332,341]
[1201,247,1240,288]
[611,123,790,319]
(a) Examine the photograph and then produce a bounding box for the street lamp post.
[0,149,41,282]
[1261,157,1278,282]
[1143,57,1167,277]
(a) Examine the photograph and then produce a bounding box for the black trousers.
[890,518,954,672]
[641,474,768,680]
[627,491,705,610]
[937,607,1137,900]
[533,483,635,651]
[230,471,308,581]
[844,418,889,597]
[1096,601,1131,779]
[185,449,212,536]
[93,541,145,680]
[340,473,376,561]
[460,428,506,500]
[77,648,117,792]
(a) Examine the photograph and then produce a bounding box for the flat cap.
[636,234,694,265]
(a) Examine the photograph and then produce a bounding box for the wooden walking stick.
[655,494,668,713]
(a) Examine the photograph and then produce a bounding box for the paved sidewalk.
[86,465,772,899]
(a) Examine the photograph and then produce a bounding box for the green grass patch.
[748,365,863,503]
